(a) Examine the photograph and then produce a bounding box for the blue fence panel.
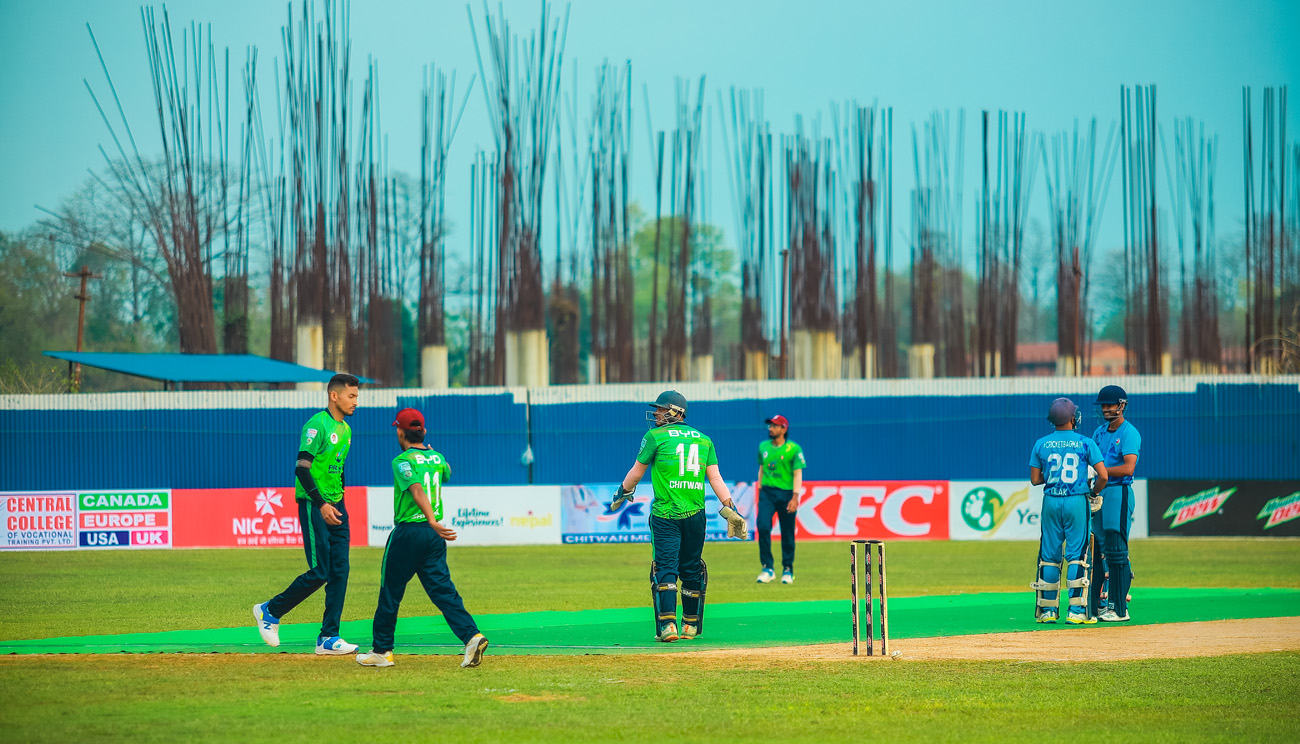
[2,379,1297,490]
[0,389,530,491]
[525,380,1300,484]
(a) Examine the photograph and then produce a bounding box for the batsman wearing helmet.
[1030,398,1108,624]
[1091,385,1141,622]
[614,390,747,642]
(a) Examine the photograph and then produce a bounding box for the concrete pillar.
[420,345,449,388]
[743,350,769,381]
[692,354,714,383]
[908,343,935,379]
[794,330,842,379]
[295,322,324,391]
[506,329,549,388]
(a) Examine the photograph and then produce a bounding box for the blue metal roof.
[43,352,374,384]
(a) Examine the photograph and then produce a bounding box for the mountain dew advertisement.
[949,481,1149,541]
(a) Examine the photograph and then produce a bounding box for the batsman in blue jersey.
[1029,398,1108,624]
[1091,385,1141,622]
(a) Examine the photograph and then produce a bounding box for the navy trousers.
[370,522,480,653]
[267,499,350,638]
[757,485,797,570]
[650,511,707,623]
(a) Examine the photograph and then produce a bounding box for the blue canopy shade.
[43,352,374,385]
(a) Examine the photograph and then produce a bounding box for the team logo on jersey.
[1162,486,1236,528]
[960,486,1029,534]
[329,432,339,444]
[398,461,414,478]
[1257,491,1300,529]
[306,428,318,442]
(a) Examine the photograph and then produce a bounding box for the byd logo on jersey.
[793,481,949,540]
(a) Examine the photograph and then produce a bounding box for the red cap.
[765,415,789,428]
[392,408,425,431]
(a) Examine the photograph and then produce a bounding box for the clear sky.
[1,0,1296,274]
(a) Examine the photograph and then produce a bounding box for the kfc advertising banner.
[775,481,951,541]
[171,487,369,548]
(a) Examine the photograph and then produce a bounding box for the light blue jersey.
[1029,431,1104,498]
[1092,420,1141,486]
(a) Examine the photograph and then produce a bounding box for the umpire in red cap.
[755,415,806,585]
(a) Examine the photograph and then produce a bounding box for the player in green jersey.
[356,408,488,668]
[254,373,360,655]
[613,390,748,642]
[755,414,806,585]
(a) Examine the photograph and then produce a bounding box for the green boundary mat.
[4,588,1297,656]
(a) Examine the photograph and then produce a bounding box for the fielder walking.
[254,373,360,654]
[1029,398,1108,624]
[356,408,488,668]
[1091,385,1141,622]
[755,414,805,585]
[614,391,748,642]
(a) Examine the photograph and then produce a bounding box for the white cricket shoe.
[316,636,359,655]
[253,602,280,647]
[356,650,394,667]
[756,568,775,584]
[1098,608,1130,622]
[656,622,679,643]
[781,569,794,584]
[461,633,489,668]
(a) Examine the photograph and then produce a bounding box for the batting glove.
[1088,493,1104,513]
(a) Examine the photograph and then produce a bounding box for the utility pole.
[63,265,102,393]
[779,248,790,379]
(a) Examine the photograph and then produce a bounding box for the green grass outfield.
[2,539,1298,742]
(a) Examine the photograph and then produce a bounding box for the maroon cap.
[392,408,425,431]
[765,415,790,428]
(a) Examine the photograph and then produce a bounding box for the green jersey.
[392,447,451,523]
[636,423,719,518]
[295,410,351,503]
[758,439,806,490]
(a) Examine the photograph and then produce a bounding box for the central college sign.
[1,493,77,549]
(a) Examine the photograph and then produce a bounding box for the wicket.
[850,539,889,656]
